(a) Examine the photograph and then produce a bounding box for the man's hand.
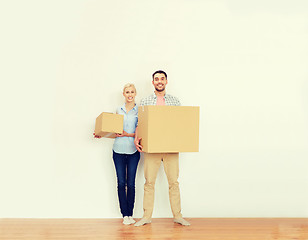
[134,137,143,152]
[93,132,102,138]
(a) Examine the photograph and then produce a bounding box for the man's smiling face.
[152,73,168,92]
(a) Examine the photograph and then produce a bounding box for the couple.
[97,70,190,227]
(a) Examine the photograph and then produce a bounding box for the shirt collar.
[132,104,137,111]
[153,92,167,99]
[121,103,137,113]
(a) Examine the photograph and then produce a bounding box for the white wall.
[1,0,308,218]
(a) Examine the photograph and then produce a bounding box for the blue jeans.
[113,150,140,217]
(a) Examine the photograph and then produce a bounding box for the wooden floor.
[0,218,308,240]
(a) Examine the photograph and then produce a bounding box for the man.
[134,70,190,227]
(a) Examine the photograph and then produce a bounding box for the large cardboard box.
[138,106,199,153]
[95,112,124,138]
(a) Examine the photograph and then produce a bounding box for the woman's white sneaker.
[123,216,131,225]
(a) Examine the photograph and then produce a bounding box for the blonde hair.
[123,83,136,94]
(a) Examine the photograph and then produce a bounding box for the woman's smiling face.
[123,86,136,103]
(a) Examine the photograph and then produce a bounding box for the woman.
[95,83,140,225]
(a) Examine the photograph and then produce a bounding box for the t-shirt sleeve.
[175,97,181,106]
[140,98,145,106]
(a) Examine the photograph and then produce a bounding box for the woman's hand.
[93,132,102,138]
[115,131,128,137]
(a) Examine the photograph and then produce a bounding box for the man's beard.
[155,86,165,92]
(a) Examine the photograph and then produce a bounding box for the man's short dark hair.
[152,70,167,80]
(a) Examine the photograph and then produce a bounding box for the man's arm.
[175,96,181,106]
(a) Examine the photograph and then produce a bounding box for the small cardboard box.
[95,112,124,138]
[138,106,199,153]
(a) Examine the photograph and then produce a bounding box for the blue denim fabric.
[113,150,140,217]
[113,104,138,154]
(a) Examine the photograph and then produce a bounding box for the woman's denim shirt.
[112,104,138,154]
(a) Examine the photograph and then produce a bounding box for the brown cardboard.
[138,106,199,153]
[95,112,124,138]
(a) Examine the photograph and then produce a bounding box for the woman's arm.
[115,131,135,138]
